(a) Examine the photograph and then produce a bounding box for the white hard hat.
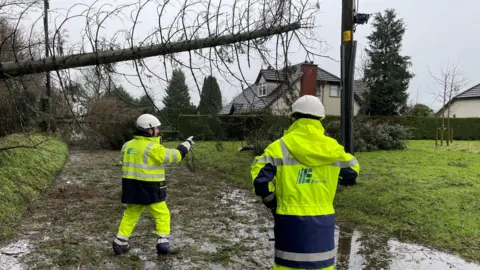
[136,114,161,129]
[291,95,325,118]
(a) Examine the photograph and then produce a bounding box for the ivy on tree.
[362,8,414,116]
[161,69,196,129]
[197,75,223,115]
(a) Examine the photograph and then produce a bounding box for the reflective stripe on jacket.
[122,136,182,182]
[251,118,359,269]
[120,133,183,205]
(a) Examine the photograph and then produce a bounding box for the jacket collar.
[133,129,162,143]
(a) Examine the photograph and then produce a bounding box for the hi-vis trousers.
[116,201,170,239]
[273,263,334,270]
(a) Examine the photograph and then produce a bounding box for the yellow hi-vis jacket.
[251,118,359,269]
[120,133,183,205]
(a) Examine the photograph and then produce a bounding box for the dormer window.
[258,83,267,97]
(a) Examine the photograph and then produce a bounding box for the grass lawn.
[0,133,68,239]
[165,139,480,262]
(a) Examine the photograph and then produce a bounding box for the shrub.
[84,97,140,150]
[324,118,412,152]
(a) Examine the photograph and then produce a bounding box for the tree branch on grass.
[0,137,52,152]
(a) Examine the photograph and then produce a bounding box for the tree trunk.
[0,23,300,78]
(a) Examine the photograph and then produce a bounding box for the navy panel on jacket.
[121,178,167,205]
[274,214,336,268]
[253,163,277,197]
[177,144,189,159]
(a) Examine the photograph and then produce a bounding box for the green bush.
[324,118,411,151]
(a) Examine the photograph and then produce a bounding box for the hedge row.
[177,114,480,141]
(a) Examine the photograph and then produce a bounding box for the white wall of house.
[271,96,289,115]
[316,84,361,116]
[268,81,362,116]
[270,81,301,115]
[442,99,480,118]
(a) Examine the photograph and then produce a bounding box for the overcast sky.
[19,0,479,112]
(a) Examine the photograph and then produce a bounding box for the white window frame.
[258,83,267,97]
[330,85,340,97]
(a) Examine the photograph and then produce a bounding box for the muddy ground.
[1,149,479,270]
[0,149,275,270]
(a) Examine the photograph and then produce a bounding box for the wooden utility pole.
[340,0,357,154]
[43,0,53,131]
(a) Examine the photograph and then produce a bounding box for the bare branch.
[429,59,468,126]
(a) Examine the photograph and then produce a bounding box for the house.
[436,83,480,118]
[220,61,366,116]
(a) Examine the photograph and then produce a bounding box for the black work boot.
[112,236,130,255]
[156,237,180,255]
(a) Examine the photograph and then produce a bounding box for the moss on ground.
[166,140,480,262]
[0,133,68,239]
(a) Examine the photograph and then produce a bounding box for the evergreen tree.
[106,86,138,107]
[363,9,414,116]
[197,75,223,114]
[137,94,157,114]
[406,103,433,117]
[162,69,196,129]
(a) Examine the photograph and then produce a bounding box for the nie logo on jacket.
[296,168,326,184]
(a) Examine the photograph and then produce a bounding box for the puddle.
[0,239,31,270]
[335,225,480,270]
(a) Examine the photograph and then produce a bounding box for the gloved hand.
[180,136,195,151]
[262,194,277,215]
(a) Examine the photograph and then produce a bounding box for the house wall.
[270,82,301,115]
[318,84,361,116]
[444,99,480,118]
[270,81,362,117]
[271,96,289,115]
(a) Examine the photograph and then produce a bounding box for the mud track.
[0,149,274,269]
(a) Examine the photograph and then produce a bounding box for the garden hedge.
[177,114,480,141]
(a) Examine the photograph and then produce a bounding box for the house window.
[258,84,267,97]
[316,85,323,97]
[330,85,340,97]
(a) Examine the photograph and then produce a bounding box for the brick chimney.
[300,60,318,96]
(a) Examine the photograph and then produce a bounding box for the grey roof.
[257,63,341,84]
[219,84,282,114]
[455,83,480,99]
[260,68,287,82]
[316,67,341,82]
[353,79,367,101]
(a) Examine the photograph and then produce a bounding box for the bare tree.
[0,0,322,153]
[429,60,468,128]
